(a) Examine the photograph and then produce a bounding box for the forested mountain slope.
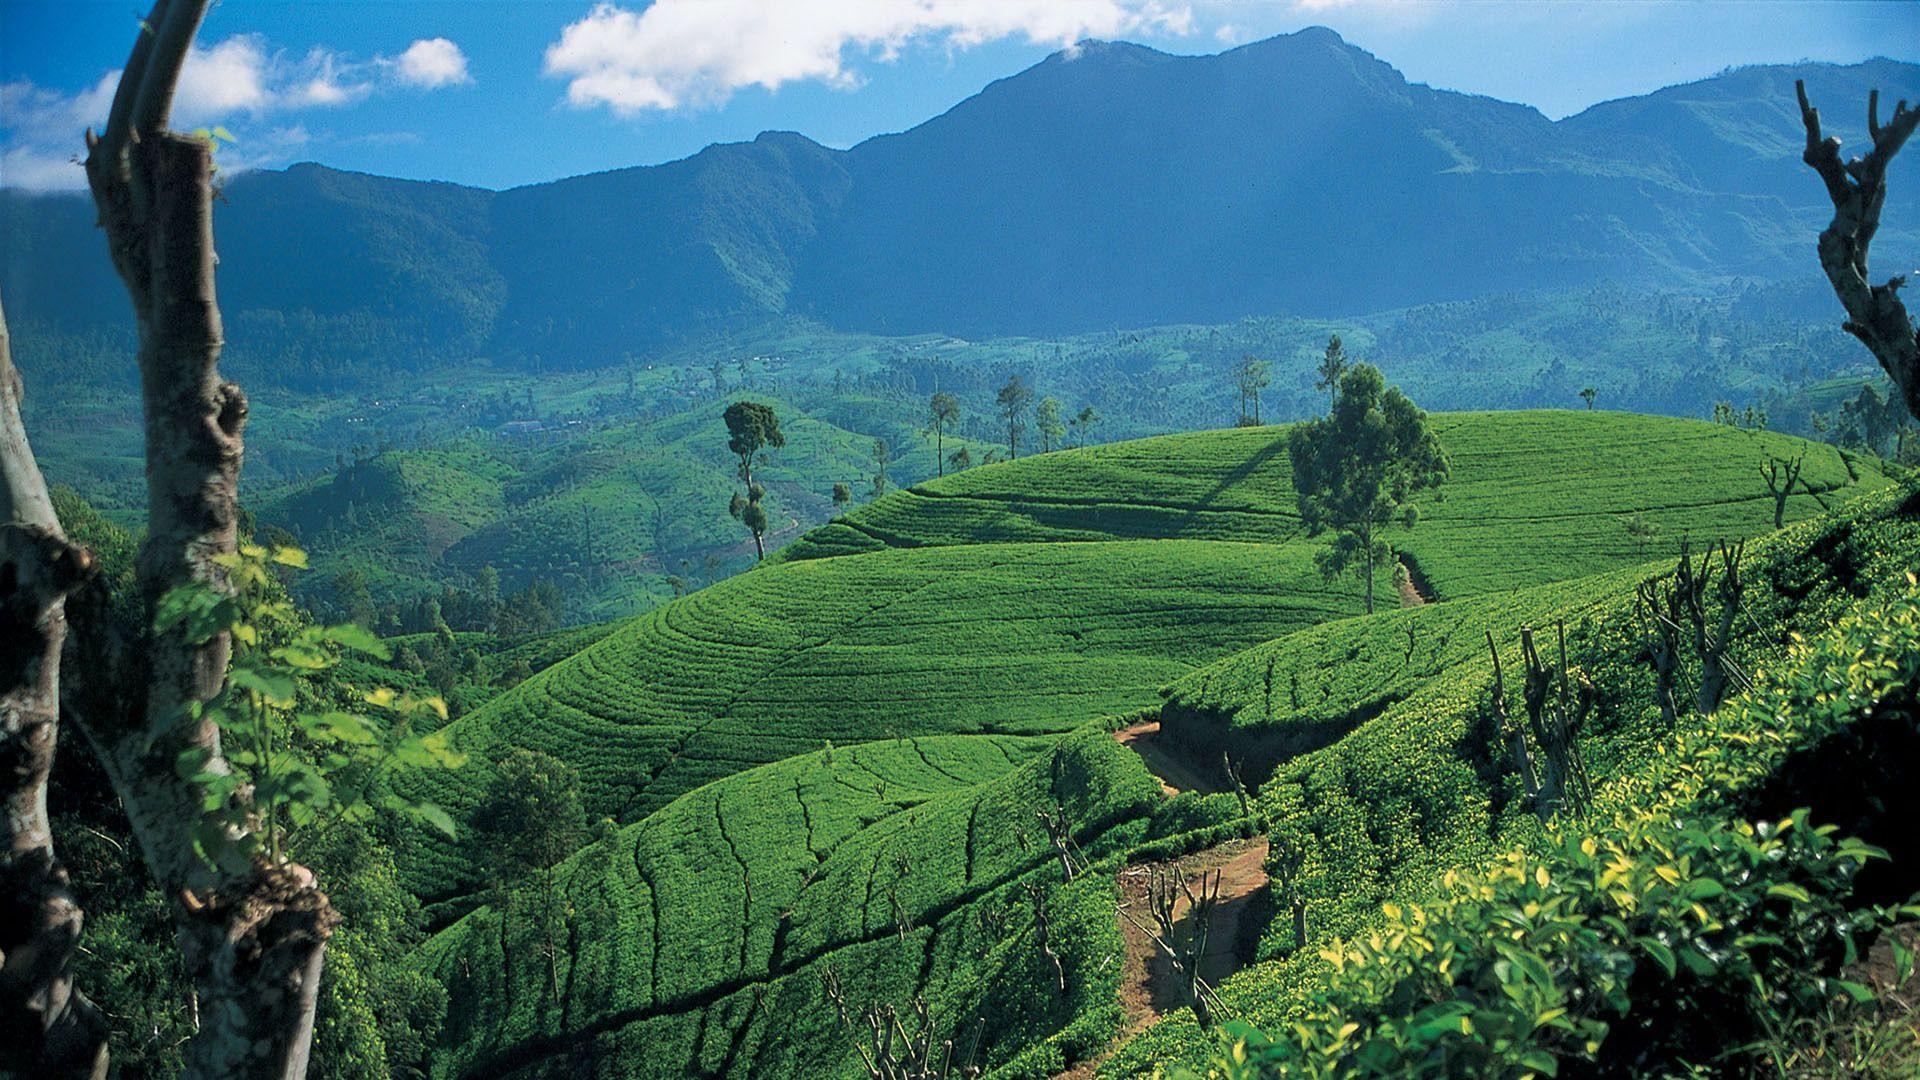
[4,33,1914,367]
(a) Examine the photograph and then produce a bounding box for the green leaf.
[1766,883,1813,904]
[1638,939,1676,979]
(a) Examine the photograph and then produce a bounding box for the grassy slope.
[413,412,1884,883]
[424,731,1162,1079]
[784,410,1886,597]
[1102,480,1920,1075]
[405,411,1890,1078]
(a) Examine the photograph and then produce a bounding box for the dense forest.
[3,6,1918,1080]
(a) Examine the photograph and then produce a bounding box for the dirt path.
[1398,555,1429,607]
[1113,720,1225,797]
[1056,837,1270,1080]
[1059,722,1268,1078]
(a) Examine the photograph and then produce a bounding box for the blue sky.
[3,0,1916,191]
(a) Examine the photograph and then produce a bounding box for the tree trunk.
[1,290,111,1078]
[752,530,765,561]
[65,4,340,1075]
[1796,82,1920,423]
[935,426,944,477]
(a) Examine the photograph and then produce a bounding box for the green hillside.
[424,731,1162,1079]
[1105,479,1920,1077]
[784,410,1886,596]
[416,412,1883,874]
[398,411,1911,1079]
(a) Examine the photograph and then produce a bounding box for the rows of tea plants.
[402,538,1354,897]
[1157,566,1647,773]
[782,411,1885,598]
[1102,480,1920,1075]
[424,729,1164,1079]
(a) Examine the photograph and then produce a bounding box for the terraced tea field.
[782,411,1886,597]
[425,731,1162,1079]
[407,411,1896,1078]
[417,539,1353,840]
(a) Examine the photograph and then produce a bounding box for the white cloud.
[1,33,468,190]
[0,144,85,191]
[545,0,1196,115]
[395,38,472,88]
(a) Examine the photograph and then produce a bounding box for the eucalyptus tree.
[927,391,960,476]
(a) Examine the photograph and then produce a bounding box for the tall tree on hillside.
[927,392,960,476]
[948,446,973,473]
[1289,365,1449,614]
[1315,335,1349,412]
[723,401,783,561]
[1035,396,1066,453]
[1070,405,1100,447]
[870,438,890,498]
[832,482,853,514]
[1580,386,1598,410]
[723,400,784,493]
[1235,355,1271,425]
[1,2,458,1070]
[996,375,1033,460]
[1795,81,1920,424]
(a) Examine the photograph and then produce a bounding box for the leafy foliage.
[1288,365,1449,614]
[155,543,463,867]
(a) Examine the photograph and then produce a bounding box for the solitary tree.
[927,392,960,476]
[1235,355,1271,425]
[1579,386,1598,410]
[723,400,784,492]
[948,446,973,473]
[831,481,853,513]
[870,438,890,498]
[1034,396,1066,453]
[1760,453,1805,530]
[1071,405,1100,446]
[1288,365,1449,614]
[1315,335,1349,412]
[723,401,783,560]
[1795,80,1919,424]
[1622,512,1662,556]
[996,375,1033,459]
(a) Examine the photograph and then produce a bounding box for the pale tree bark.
[1796,81,1920,423]
[1,291,110,1077]
[1,1,340,1076]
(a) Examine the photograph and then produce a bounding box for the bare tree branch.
[1796,78,1920,422]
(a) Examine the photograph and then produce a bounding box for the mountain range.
[4,28,1916,373]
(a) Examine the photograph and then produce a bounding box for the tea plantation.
[1104,480,1920,1076]
[395,411,1905,1078]
[424,730,1165,1079]
[783,411,1884,596]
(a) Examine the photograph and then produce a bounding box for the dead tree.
[1222,754,1251,819]
[822,967,982,1080]
[1760,454,1805,530]
[1795,80,1920,423]
[1144,867,1223,1029]
[1,3,339,1074]
[1026,882,1067,995]
[1485,631,1541,808]
[1673,539,1747,714]
[2,292,110,1075]
[1270,833,1308,955]
[1489,625,1595,822]
[1634,578,1683,727]
[1035,807,1080,883]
